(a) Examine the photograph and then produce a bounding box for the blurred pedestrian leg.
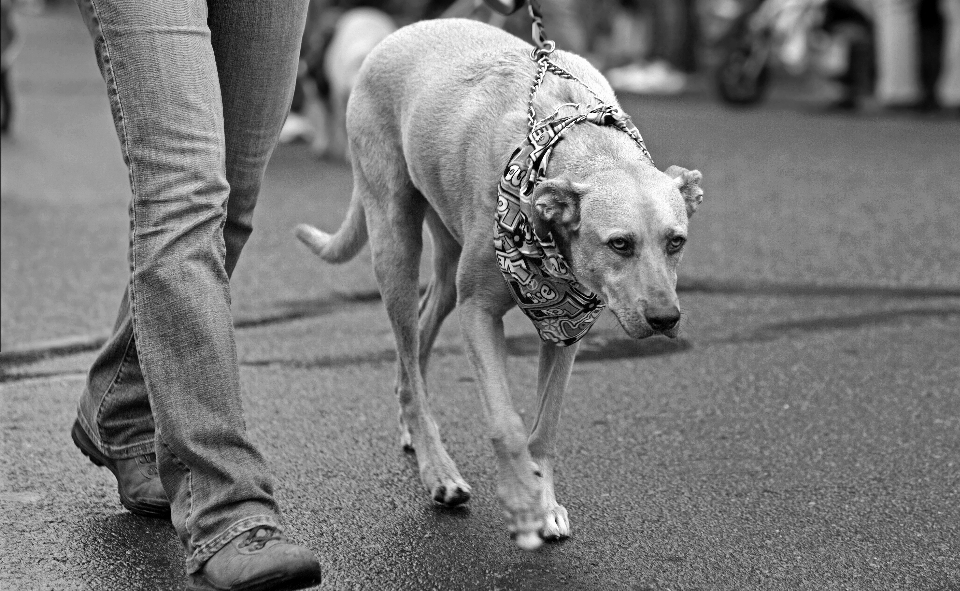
[873,0,924,105]
[650,0,698,74]
[72,0,322,587]
[937,0,960,109]
[0,0,19,134]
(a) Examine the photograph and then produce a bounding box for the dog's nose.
[645,306,681,332]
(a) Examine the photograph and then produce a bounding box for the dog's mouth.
[612,308,680,340]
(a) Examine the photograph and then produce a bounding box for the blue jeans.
[73,0,308,574]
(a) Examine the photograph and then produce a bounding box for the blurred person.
[280,0,340,148]
[1,0,18,134]
[935,0,960,112]
[872,0,924,106]
[870,0,959,111]
[821,0,874,110]
[650,0,699,73]
[437,0,589,55]
[69,1,323,589]
[605,0,693,95]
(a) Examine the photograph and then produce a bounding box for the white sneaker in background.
[607,60,687,95]
[279,112,314,144]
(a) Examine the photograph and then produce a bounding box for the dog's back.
[352,18,614,132]
[347,18,619,232]
[352,18,530,111]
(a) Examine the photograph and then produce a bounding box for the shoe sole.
[71,420,171,519]
[187,569,322,591]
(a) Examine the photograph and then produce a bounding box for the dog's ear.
[665,165,704,218]
[531,177,588,240]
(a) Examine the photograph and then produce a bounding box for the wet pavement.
[2,6,959,591]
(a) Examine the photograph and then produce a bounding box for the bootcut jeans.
[74,0,308,573]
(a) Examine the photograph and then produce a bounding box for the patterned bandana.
[494,101,654,347]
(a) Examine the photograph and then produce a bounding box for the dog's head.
[533,146,703,339]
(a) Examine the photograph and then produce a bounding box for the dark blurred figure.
[871,0,959,112]
[596,0,696,95]
[822,0,874,110]
[650,0,699,74]
[430,0,589,57]
[1,0,18,134]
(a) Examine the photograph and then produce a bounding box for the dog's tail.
[294,199,367,264]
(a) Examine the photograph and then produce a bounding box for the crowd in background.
[1,0,958,137]
[297,0,957,105]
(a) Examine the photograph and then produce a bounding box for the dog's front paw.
[428,477,472,506]
[398,414,414,452]
[500,485,546,551]
[420,458,472,507]
[541,503,570,540]
[507,508,545,551]
[530,459,570,541]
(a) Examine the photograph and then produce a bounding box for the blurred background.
[278,0,960,154]
[3,0,958,146]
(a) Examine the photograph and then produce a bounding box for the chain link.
[526,56,605,132]
[521,0,654,165]
[526,57,549,130]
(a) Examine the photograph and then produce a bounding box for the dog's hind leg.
[527,341,579,540]
[394,209,462,450]
[418,209,461,376]
[365,182,472,507]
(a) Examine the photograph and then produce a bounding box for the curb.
[2,281,957,366]
[675,278,960,299]
[0,288,386,366]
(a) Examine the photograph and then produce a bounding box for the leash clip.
[530,40,555,61]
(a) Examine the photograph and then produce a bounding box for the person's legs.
[73,0,311,578]
[937,0,960,108]
[210,0,307,275]
[873,0,923,105]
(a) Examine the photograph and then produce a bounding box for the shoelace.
[136,453,159,477]
[238,526,286,551]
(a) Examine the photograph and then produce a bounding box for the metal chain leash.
[527,0,551,53]
[526,55,604,133]
[526,58,548,130]
[522,0,654,163]
[525,0,604,132]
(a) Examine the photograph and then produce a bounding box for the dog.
[296,18,704,550]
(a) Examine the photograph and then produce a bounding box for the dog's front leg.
[459,301,545,550]
[527,340,578,540]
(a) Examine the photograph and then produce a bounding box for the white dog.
[297,18,703,549]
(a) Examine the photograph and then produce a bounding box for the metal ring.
[530,41,556,61]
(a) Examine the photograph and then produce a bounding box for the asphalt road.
[2,6,959,591]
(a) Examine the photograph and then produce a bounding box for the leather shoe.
[71,419,170,519]
[188,526,322,591]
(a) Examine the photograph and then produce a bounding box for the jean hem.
[186,514,281,574]
[76,407,156,459]
[101,437,157,459]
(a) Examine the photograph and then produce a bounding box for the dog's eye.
[667,236,686,253]
[608,237,632,254]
